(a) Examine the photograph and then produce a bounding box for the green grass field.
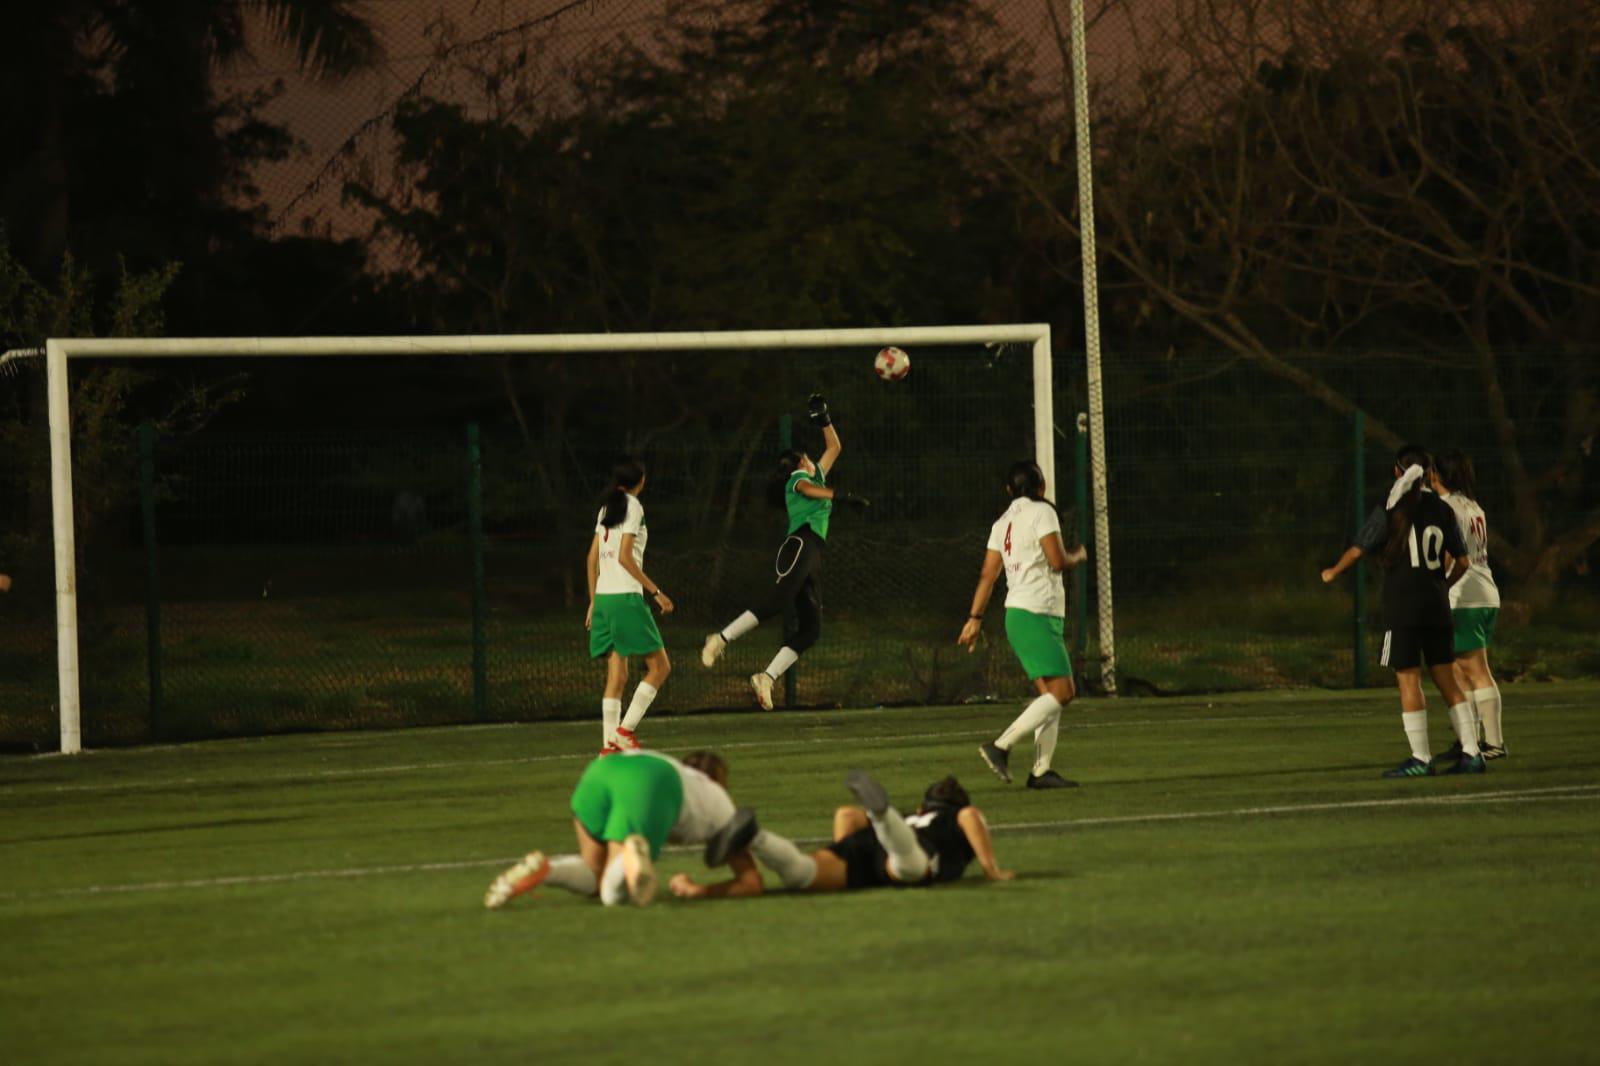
[4,684,1598,1064]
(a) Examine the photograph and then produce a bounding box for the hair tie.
[1386,464,1425,510]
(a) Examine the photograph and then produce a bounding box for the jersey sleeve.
[1035,504,1062,541]
[986,517,1005,553]
[617,495,645,536]
[1354,504,1388,553]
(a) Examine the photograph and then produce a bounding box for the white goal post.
[40,324,1117,752]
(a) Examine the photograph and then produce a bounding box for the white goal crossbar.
[42,324,1115,752]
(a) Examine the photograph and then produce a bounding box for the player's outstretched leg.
[978,741,1011,783]
[484,852,551,909]
[703,807,760,868]
[845,770,928,882]
[704,610,759,667]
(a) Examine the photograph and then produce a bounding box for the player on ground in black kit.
[1321,445,1484,777]
[669,772,1013,900]
[700,393,869,710]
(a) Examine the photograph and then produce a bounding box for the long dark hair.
[1381,444,1431,566]
[920,775,970,814]
[1005,460,1053,506]
[1435,449,1477,500]
[768,448,806,509]
[600,456,646,528]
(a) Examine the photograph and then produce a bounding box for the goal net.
[11,327,1110,753]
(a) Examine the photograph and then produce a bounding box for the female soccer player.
[1432,449,1506,760]
[956,460,1088,790]
[700,394,867,710]
[1321,445,1483,776]
[586,458,674,753]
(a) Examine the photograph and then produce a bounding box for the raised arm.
[808,394,842,477]
[957,550,1005,651]
[957,806,1013,881]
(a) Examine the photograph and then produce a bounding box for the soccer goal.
[31,325,1116,753]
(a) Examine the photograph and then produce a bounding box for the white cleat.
[701,632,727,668]
[484,851,550,909]
[749,672,774,711]
[621,834,656,907]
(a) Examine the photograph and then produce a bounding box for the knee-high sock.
[622,682,658,731]
[764,646,800,680]
[721,610,759,643]
[869,806,929,882]
[1402,709,1430,762]
[998,692,1062,750]
[1474,685,1503,746]
[1448,700,1481,757]
[599,854,628,907]
[545,855,598,897]
[751,829,817,889]
[602,698,622,743]
[1032,706,1062,776]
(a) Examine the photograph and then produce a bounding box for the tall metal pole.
[1353,410,1367,688]
[47,339,82,752]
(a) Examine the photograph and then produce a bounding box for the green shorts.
[569,752,684,859]
[1004,608,1073,680]
[1452,607,1497,654]
[589,593,664,659]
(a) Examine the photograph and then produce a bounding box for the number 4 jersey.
[1355,490,1467,629]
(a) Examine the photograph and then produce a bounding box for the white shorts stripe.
[1380,630,1392,668]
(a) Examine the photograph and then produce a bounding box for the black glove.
[807,393,832,428]
[837,491,871,509]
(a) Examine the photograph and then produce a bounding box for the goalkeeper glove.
[837,491,871,509]
[807,393,832,428]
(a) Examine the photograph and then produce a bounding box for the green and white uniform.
[786,468,831,539]
[1442,493,1499,653]
[987,497,1072,679]
[589,494,664,659]
[570,750,738,859]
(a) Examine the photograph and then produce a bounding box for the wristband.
[969,613,984,620]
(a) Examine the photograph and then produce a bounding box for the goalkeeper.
[700,393,868,710]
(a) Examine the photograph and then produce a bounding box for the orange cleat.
[484,851,550,909]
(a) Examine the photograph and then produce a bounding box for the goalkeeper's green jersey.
[786,469,830,539]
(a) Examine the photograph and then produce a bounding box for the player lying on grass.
[1321,445,1482,778]
[700,393,868,711]
[484,750,759,909]
[668,771,1012,900]
[957,460,1088,789]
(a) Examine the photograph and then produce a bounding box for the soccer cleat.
[703,807,760,867]
[750,672,775,711]
[1026,770,1080,789]
[484,851,550,909]
[1432,739,1464,767]
[978,741,1012,784]
[701,632,727,668]
[621,834,656,907]
[1444,752,1486,775]
[599,740,623,757]
[1382,756,1435,778]
[1480,743,1507,761]
[845,769,892,817]
[613,726,641,751]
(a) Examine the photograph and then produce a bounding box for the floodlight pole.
[47,338,83,753]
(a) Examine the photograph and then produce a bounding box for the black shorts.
[827,827,896,890]
[1380,626,1454,671]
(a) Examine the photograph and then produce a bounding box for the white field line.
[4,711,1374,797]
[4,783,1596,903]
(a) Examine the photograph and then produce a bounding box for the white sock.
[544,855,597,897]
[868,806,929,882]
[721,610,759,643]
[1474,685,1503,746]
[751,829,817,889]
[602,698,622,743]
[1402,709,1430,763]
[621,681,658,731]
[1448,701,1481,757]
[998,692,1062,750]
[599,854,628,907]
[764,646,800,680]
[1032,709,1061,777]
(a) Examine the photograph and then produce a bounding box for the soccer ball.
[874,346,910,382]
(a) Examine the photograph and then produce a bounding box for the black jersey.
[905,807,976,883]
[1355,490,1467,629]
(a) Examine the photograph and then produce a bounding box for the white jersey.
[620,752,737,846]
[986,497,1065,617]
[1442,493,1500,609]
[594,494,647,595]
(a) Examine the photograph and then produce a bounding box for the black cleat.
[845,769,891,817]
[1432,739,1464,767]
[978,742,1012,784]
[1444,752,1486,775]
[1382,756,1435,778]
[703,807,760,867]
[1026,770,1080,789]
[1480,743,1507,761]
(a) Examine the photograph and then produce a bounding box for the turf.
[3,684,1598,1064]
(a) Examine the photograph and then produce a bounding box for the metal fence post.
[777,413,797,709]
[1352,409,1367,688]
[467,422,488,721]
[1074,412,1090,661]
[138,422,163,739]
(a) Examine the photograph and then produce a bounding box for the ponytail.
[1380,445,1431,566]
[600,456,647,528]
